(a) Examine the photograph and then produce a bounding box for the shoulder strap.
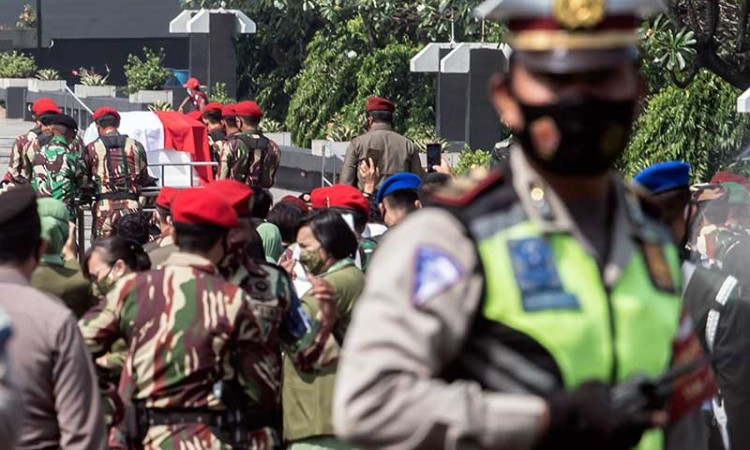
[236,134,271,185]
[99,135,132,193]
[209,130,227,143]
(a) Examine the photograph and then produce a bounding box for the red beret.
[155,187,179,210]
[311,184,369,217]
[222,104,237,117]
[32,98,61,116]
[203,102,223,113]
[280,195,310,213]
[711,171,750,191]
[92,107,120,122]
[172,188,238,228]
[365,96,395,113]
[183,77,200,90]
[206,180,254,217]
[186,110,203,122]
[235,101,263,118]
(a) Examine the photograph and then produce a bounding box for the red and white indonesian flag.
[83,111,213,185]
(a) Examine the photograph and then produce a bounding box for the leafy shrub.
[0,51,37,78]
[209,82,235,104]
[73,67,110,86]
[261,118,285,133]
[148,101,173,112]
[124,48,170,94]
[453,149,492,177]
[36,69,61,81]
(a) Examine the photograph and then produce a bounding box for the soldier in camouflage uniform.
[144,187,180,267]
[203,103,227,174]
[692,182,750,291]
[222,104,241,138]
[80,188,277,450]
[83,107,150,240]
[206,180,339,442]
[218,101,280,188]
[5,98,61,185]
[28,114,88,217]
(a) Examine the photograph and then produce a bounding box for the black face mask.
[514,94,637,176]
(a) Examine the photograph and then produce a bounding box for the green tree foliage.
[180,0,501,144]
[0,51,36,78]
[454,149,492,176]
[286,22,436,147]
[621,70,750,182]
[124,48,170,94]
[284,18,366,148]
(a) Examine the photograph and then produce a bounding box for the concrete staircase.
[0,137,12,175]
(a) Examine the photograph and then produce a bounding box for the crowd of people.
[4,0,750,449]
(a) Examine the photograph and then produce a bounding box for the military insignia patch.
[641,242,676,293]
[508,238,580,312]
[412,246,464,307]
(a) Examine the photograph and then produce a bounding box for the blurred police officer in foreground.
[0,184,106,449]
[334,1,684,449]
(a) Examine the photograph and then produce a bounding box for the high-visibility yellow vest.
[477,220,681,450]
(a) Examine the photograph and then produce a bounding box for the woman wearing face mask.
[82,236,151,441]
[83,236,152,298]
[283,209,365,450]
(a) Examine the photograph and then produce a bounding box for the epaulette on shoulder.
[430,168,505,208]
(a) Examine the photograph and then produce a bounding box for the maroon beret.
[365,96,395,113]
[172,188,238,228]
[206,180,254,217]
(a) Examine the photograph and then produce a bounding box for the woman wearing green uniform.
[283,210,365,449]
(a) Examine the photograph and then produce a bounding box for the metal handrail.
[321,143,335,187]
[74,160,220,258]
[62,85,94,116]
[149,161,218,187]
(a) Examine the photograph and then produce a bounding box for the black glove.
[535,381,654,450]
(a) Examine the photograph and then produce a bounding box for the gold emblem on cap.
[553,0,606,29]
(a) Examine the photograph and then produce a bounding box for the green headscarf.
[723,182,750,205]
[37,198,70,265]
[257,222,284,263]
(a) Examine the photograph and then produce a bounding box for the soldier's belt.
[144,407,223,427]
[97,192,140,201]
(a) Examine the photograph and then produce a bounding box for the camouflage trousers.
[92,199,141,241]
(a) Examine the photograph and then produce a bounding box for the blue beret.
[377,173,421,204]
[634,161,691,194]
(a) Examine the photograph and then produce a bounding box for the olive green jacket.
[283,259,365,442]
[31,259,97,318]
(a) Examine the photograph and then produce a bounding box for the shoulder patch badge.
[412,246,464,307]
